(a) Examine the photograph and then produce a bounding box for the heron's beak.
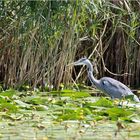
[68,62,84,67]
[67,62,76,66]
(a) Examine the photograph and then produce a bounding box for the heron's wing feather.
[100,77,132,98]
[102,80,119,89]
[100,77,140,102]
[103,80,127,91]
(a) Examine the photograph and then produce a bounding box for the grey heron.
[70,58,140,102]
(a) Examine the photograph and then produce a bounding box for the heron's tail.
[134,95,140,102]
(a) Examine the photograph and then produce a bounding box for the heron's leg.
[118,100,123,107]
[111,96,114,100]
[118,98,125,108]
[119,95,129,107]
[126,99,129,105]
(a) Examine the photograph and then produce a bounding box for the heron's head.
[73,57,90,66]
[68,57,94,72]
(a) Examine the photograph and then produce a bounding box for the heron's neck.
[86,61,93,72]
[85,61,100,88]
[87,70,100,89]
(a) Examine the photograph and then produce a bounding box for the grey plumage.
[71,58,140,102]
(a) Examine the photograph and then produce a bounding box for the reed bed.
[0,0,140,89]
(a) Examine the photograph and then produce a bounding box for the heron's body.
[72,58,140,102]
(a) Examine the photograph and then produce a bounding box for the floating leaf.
[24,97,48,105]
[0,89,17,98]
[61,91,91,98]
[0,96,7,103]
[0,102,18,113]
[33,105,48,111]
[90,98,113,108]
[106,108,133,121]
[57,107,92,121]
[14,100,31,108]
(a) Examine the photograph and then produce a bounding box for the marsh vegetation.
[0,0,140,139]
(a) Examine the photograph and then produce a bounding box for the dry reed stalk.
[0,0,140,90]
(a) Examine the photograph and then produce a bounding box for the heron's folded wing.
[101,78,129,97]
